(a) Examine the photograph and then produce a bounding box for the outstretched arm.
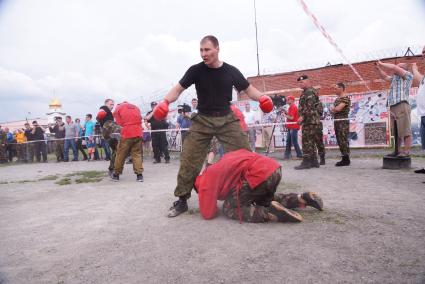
[242,85,274,113]
[377,60,407,78]
[375,61,392,82]
[242,85,263,101]
[164,84,185,103]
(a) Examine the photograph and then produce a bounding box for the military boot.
[168,197,188,217]
[335,155,350,167]
[294,158,311,170]
[301,192,323,211]
[319,154,325,165]
[267,201,303,222]
[310,156,320,168]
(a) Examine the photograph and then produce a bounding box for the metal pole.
[254,0,260,76]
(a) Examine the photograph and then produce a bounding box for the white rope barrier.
[5,117,365,145]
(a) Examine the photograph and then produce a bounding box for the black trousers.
[76,139,88,159]
[34,141,47,162]
[151,132,170,162]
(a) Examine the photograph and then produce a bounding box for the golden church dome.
[49,98,62,109]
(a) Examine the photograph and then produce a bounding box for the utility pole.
[254,0,260,76]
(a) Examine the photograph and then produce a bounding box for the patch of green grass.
[60,170,107,185]
[300,209,348,225]
[38,175,59,181]
[75,177,103,184]
[55,177,72,186]
[65,171,106,179]
[17,179,35,184]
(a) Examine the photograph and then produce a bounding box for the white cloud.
[0,0,424,122]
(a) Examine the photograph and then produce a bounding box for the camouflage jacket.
[333,96,351,119]
[298,87,323,125]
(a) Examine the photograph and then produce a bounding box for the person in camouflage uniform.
[295,75,325,170]
[96,99,121,176]
[331,83,351,166]
[48,117,65,162]
[316,121,326,165]
[196,149,323,223]
[0,126,8,163]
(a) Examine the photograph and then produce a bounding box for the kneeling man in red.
[194,149,323,223]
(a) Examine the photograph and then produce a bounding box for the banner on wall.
[237,91,391,149]
[161,89,421,151]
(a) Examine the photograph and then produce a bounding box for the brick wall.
[243,55,425,100]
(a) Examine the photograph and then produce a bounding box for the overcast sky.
[0,0,424,122]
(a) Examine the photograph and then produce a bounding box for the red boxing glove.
[96,110,107,121]
[153,99,170,120]
[259,95,273,113]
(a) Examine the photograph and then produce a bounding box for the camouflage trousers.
[174,112,250,198]
[54,140,64,160]
[223,168,282,223]
[301,124,324,158]
[114,137,143,175]
[334,120,350,156]
[316,122,325,157]
[102,120,121,171]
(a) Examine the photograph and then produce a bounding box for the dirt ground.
[0,152,424,284]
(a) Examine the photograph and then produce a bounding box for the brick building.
[242,55,424,99]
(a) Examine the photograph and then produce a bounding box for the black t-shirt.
[179,62,250,115]
[147,111,169,130]
[24,129,34,141]
[32,127,45,140]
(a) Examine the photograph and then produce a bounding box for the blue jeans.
[284,129,302,158]
[421,116,425,150]
[102,139,111,159]
[64,139,78,161]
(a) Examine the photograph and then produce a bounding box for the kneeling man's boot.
[301,192,323,211]
[168,197,188,218]
[268,201,303,222]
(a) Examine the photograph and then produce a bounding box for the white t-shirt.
[417,76,425,117]
[243,111,256,125]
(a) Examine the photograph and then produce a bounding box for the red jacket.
[286,104,300,130]
[195,149,281,220]
[113,102,143,139]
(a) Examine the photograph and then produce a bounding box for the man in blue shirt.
[176,104,192,146]
[5,127,15,162]
[376,60,414,157]
[84,114,99,161]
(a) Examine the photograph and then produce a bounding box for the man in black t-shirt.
[31,120,47,162]
[146,101,170,163]
[152,35,274,217]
